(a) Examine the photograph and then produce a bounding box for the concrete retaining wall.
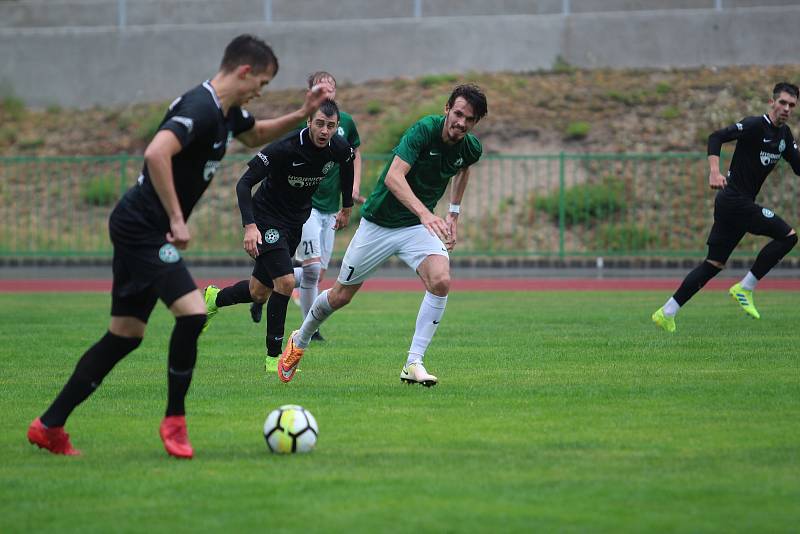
[2,5,800,107]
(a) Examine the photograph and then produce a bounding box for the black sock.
[216,280,253,307]
[672,261,722,306]
[166,314,206,417]
[266,292,291,356]
[750,234,798,279]
[41,332,141,427]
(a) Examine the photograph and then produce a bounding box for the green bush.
[661,106,681,120]
[593,223,657,252]
[365,100,383,116]
[564,121,590,140]
[655,82,672,95]
[365,97,446,154]
[82,174,121,206]
[418,73,459,88]
[1,95,26,120]
[534,176,627,226]
[135,104,167,143]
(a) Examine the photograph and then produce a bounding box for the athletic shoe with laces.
[651,307,676,333]
[250,302,263,323]
[202,285,220,333]
[400,361,438,387]
[27,417,80,456]
[277,330,304,383]
[159,415,193,459]
[310,330,325,342]
[729,282,760,319]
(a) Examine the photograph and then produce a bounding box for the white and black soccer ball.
[263,404,319,454]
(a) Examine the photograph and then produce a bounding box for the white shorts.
[296,209,336,269]
[337,218,449,285]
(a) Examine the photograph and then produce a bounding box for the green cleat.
[202,285,220,333]
[729,283,760,319]
[651,307,676,333]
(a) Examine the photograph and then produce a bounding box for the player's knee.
[273,276,295,295]
[706,259,726,270]
[427,272,451,296]
[250,286,270,303]
[783,231,798,249]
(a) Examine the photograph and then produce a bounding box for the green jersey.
[361,115,482,228]
[309,111,360,213]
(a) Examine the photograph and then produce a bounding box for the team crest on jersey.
[322,161,335,175]
[264,229,280,244]
[337,126,345,137]
[158,244,181,264]
[779,139,786,152]
[762,208,775,218]
[454,157,464,168]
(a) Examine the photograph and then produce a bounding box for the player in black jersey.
[653,82,800,333]
[203,100,354,380]
[27,34,334,458]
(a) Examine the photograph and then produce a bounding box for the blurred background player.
[652,82,800,333]
[203,100,354,373]
[278,84,488,386]
[26,34,334,458]
[250,71,364,344]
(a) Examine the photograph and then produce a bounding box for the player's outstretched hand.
[420,212,451,244]
[709,170,727,190]
[302,82,335,116]
[333,207,352,230]
[243,223,262,259]
[167,219,191,250]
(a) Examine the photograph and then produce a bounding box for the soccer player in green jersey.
[250,72,363,344]
[278,84,488,386]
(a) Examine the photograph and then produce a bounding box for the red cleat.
[159,415,194,459]
[27,417,80,456]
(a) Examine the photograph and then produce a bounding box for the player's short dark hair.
[308,71,336,89]
[220,34,279,75]
[773,82,799,99]
[316,99,340,121]
[447,84,488,121]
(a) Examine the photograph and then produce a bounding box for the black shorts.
[251,224,301,287]
[706,190,792,263]
[110,234,197,322]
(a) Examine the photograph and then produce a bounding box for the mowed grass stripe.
[0,291,798,533]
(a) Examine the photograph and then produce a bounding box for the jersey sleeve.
[230,107,257,136]
[344,114,361,148]
[781,128,800,175]
[393,119,433,167]
[707,116,760,156]
[238,144,280,226]
[159,96,215,148]
[332,138,355,208]
[464,135,483,167]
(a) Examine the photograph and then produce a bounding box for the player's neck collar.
[202,80,223,112]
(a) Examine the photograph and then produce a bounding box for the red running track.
[2,278,800,292]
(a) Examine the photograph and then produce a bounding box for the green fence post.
[558,151,565,259]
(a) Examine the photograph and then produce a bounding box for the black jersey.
[236,128,355,229]
[708,114,800,199]
[111,81,255,242]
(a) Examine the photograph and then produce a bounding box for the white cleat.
[400,361,438,387]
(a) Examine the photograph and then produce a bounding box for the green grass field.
[1,290,798,533]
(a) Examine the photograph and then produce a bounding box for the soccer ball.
[263,404,319,454]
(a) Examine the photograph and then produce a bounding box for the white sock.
[663,297,680,317]
[293,267,303,289]
[406,291,448,366]
[741,271,758,291]
[300,263,321,318]
[296,290,334,348]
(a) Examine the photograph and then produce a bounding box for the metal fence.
[1,153,798,260]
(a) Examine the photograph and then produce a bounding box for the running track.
[2,278,800,292]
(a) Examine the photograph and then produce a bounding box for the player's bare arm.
[707,155,727,189]
[384,156,450,242]
[144,130,190,248]
[352,148,366,203]
[445,167,470,250]
[236,82,335,147]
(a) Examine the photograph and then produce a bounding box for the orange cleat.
[277,330,305,383]
[27,417,80,456]
[159,415,193,459]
